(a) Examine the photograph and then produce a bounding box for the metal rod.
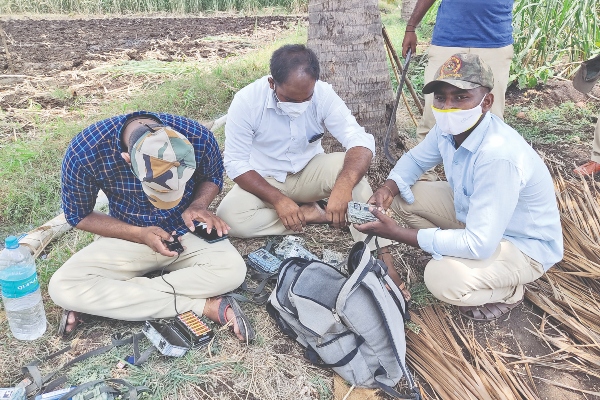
[384,48,412,165]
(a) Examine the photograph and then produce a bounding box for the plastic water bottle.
[0,236,47,340]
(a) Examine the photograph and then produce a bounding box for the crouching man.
[49,112,254,341]
[355,54,563,321]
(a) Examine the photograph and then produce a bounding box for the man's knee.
[230,256,248,287]
[423,259,470,305]
[220,255,247,291]
[48,266,77,309]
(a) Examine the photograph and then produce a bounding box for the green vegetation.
[0,0,306,14]
[512,0,600,88]
[506,102,600,144]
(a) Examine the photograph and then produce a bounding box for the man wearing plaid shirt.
[49,111,254,342]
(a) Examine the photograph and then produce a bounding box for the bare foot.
[65,311,81,334]
[299,202,329,224]
[203,297,244,341]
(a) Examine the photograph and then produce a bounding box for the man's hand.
[368,186,396,211]
[327,186,353,229]
[402,31,417,58]
[139,227,179,257]
[274,196,306,232]
[353,208,402,241]
[182,206,230,237]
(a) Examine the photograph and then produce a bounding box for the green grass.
[505,102,600,144]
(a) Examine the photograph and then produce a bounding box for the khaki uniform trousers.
[48,233,246,321]
[390,181,544,306]
[592,117,600,163]
[417,44,514,141]
[216,152,392,250]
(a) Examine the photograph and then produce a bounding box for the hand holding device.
[191,224,228,243]
[164,234,184,254]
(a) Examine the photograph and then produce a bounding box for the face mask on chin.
[431,94,487,136]
[274,91,311,119]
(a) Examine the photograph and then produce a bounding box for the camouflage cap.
[422,53,495,94]
[130,125,196,210]
[572,54,600,94]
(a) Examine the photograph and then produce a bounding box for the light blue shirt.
[388,113,563,271]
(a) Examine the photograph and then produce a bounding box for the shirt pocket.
[453,186,471,217]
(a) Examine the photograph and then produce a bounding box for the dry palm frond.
[406,306,539,400]
[519,165,600,375]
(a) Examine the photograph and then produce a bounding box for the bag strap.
[58,378,150,400]
[22,331,154,397]
[373,366,421,400]
[303,335,365,368]
[238,269,279,304]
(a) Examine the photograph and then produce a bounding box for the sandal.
[57,309,84,338]
[458,298,523,322]
[217,295,256,343]
[573,161,600,176]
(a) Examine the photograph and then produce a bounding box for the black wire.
[160,253,181,315]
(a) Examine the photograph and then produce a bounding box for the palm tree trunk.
[401,0,419,21]
[307,0,402,184]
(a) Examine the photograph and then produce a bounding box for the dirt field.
[1,15,599,400]
[0,15,304,141]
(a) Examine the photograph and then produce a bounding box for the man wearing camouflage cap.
[355,54,563,322]
[49,112,254,342]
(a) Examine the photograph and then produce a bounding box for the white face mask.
[277,99,311,119]
[431,94,487,135]
[273,89,311,119]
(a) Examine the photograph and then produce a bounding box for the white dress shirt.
[388,112,563,271]
[224,75,376,182]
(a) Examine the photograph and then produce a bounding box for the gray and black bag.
[266,238,420,399]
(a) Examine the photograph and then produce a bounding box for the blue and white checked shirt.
[388,113,563,271]
[61,111,224,235]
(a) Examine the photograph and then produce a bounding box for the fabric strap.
[22,332,154,398]
[304,336,366,368]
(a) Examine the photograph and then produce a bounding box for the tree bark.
[307,0,402,185]
[401,0,419,21]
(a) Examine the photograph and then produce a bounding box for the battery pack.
[142,311,213,357]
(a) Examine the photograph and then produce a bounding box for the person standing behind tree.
[403,0,514,142]
[572,54,600,175]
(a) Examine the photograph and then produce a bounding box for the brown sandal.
[57,309,84,338]
[459,299,523,322]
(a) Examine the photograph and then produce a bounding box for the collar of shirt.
[440,112,492,154]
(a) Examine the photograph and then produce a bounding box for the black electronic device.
[191,224,228,243]
[165,234,184,254]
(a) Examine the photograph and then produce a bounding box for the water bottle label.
[0,273,40,298]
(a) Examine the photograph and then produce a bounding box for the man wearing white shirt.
[217,44,407,290]
[355,54,563,321]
